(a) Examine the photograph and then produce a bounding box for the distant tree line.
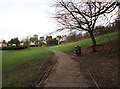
[1,34,59,50]
[64,19,118,43]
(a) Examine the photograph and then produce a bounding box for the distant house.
[20,43,24,46]
[41,40,47,47]
[12,44,16,47]
[39,36,47,47]
[7,43,11,46]
[0,42,2,47]
[61,35,67,41]
[58,35,67,44]
[0,41,7,47]
[30,42,36,47]
[40,37,44,41]
[56,36,62,41]
[2,44,7,47]
[46,36,52,41]
[30,36,39,46]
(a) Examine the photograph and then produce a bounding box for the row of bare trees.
[53,0,119,52]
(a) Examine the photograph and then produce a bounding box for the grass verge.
[51,31,118,52]
[50,31,118,87]
[2,47,55,87]
[75,39,118,87]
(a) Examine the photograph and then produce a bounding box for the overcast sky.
[0,0,118,41]
[0,0,57,41]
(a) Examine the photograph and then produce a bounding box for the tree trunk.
[89,31,97,52]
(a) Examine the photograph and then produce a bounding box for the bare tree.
[54,0,118,52]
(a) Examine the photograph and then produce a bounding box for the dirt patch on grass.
[2,54,57,87]
[74,39,118,87]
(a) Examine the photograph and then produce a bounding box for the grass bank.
[2,47,54,87]
[75,39,118,87]
[50,31,118,87]
[51,31,118,52]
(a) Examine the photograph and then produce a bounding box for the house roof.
[42,41,47,44]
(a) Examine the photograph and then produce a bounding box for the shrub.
[1,46,28,50]
[47,38,58,45]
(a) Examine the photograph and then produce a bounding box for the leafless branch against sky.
[0,0,119,41]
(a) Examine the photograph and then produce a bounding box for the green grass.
[2,31,118,87]
[51,31,118,52]
[2,47,54,87]
[3,47,52,72]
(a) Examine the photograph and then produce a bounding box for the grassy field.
[51,31,118,52]
[2,31,118,87]
[2,47,54,87]
[3,47,53,71]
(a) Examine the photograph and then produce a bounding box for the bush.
[47,39,58,45]
[1,46,28,50]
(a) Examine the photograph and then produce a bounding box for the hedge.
[0,46,28,50]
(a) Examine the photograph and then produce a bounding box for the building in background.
[0,42,2,47]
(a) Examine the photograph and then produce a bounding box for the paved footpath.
[45,49,90,87]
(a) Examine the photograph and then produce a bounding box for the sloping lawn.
[75,39,118,87]
[51,31,118,52]
[50,31,118,87]
[3,47,53,71]
[2,47,54,87]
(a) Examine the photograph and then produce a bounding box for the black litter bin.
[74,46,81,56]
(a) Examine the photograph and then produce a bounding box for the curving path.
[45,48,90,87]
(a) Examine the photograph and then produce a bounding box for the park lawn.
[3,47,53,71]
[51,31,118,52]
[2,47,54,87]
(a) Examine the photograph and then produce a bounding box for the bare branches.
[54,0,118,33]
[52,0,118,52]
